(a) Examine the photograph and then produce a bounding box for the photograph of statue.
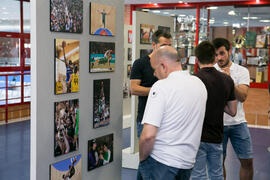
[90,2,116,36]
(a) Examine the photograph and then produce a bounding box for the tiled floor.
[1,121,270,180]
[244,88,269,127]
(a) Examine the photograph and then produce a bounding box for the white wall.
[130,11,174,152]
[30,0,124,179]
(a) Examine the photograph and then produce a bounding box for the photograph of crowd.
[140,24,155,44]
[50,154,81,180]
[55,39,80,95]
[54,99,79,157]
[89,42,115,72]
[93,79,110,128]
[90,2,116,36]
[87,134,113,171]
[50,0,83,33]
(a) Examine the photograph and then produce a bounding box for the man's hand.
[221,67,231,76]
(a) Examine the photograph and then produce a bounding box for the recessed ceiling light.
[243,17,258,20]
[224,22,229,25]
[163,12,169,14]
[170,14,175,16]
[142,9,149,12]
[178,14,186,17]
[178,1,183,3]
[206,6,218,10]
[232,23,240,28]
[260,20,270,23]
[152,10,160,13]
[228,10,236,16]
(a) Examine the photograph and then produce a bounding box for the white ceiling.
[125,0,270,27]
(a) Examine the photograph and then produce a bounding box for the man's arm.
[234,84,249,102]
[139,123,158,161]
[130,79,151,96]
[224,100,237,116]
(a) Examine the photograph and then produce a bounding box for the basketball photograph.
[54,99,79,157]
[93,79,110,128]
[140,24,155,44]
[50,0,83,33]
[50,154,82,180]
[90,2,116,36]
[89,42,115,72]
[55,39,80,94]
[127,64,131,78]
[87,134,113,171]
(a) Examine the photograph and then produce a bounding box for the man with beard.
[213,38,253,180]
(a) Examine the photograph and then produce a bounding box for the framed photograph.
[90,2,116,36]
[123,81,129,98]
[127,48,132,61]
[88,134,113,171]
[127,64,131,78]
[89,42,115,73]
[50,0,83,33]
[55,39,80,95]
[140,49,152,58]
[54,99,79,157]
[266,34,270,47]
[244,31,256,48]
[158,26,170,33]
[140,24,155,44]
[50,154,82,180]
[128,30,132,43]
[255,34,266,48]
[93,79,110,128]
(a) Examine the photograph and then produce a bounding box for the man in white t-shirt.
[213,38,253,180]
[137,46,207,180]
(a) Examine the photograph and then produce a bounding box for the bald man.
[137,46,207,180]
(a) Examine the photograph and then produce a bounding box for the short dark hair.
[212,38,231,51]
[195,41,216,64]
[152,30,172,44]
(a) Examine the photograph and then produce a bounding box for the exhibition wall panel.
[31,0,124,179]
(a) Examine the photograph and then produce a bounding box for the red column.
[195,6,200,73]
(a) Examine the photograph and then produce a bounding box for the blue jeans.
[136,121,143,138]
[191,142,224,180]
[137,156,192,180]
[223,122,253,159]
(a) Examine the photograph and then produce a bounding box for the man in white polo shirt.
[213,38,253,180]
[137,46,207,180]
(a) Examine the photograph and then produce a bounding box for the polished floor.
[0,120,270,180]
